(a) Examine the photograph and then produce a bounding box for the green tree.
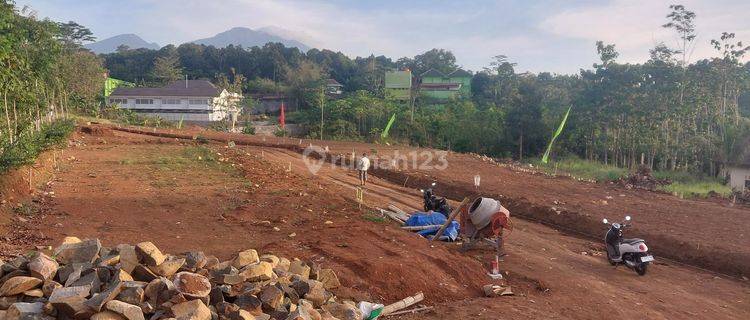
[151,52,183,83]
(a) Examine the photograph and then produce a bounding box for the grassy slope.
[532,157,731,198]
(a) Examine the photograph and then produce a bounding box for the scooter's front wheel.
[635,263,648,275]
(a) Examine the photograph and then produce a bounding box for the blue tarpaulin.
[405,212,460,241]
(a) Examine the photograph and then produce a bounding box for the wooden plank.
[429,197,470,243]
[381,292,424,315]
[378,208,405,224]
[387,204,411,221]
[383,306,433,317]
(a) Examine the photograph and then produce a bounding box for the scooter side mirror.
[602,218,608,224]
[625,216,631,221]
[419,189,424,193]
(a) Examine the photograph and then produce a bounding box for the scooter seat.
[622,238,644,244]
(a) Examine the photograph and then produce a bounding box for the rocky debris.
[482,284,513,297]
[617,166,670,191]
[0,238,354,320]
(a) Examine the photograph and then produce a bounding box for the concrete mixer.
[459,197,512,256]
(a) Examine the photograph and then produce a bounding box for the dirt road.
[236,141,750,319]
[1,127,748,319]
[114,126,750,278]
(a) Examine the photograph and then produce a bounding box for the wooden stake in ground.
[429,197,470,243]
[381,292,424,316]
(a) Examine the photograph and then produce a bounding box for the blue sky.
[17,0,750,74]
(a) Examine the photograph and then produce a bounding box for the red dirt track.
[1,125,749,319]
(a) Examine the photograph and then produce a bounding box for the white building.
[727,155,750,192]
[108,80,242,123]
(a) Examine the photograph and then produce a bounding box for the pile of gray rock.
[0,237,363,320]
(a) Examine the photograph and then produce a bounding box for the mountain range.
[84,27,311,54]
[83,34,160,54]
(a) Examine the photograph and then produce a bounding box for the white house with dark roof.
[108,80,242,122]
[727,148,750,192]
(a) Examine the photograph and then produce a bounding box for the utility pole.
[319,86,324,140]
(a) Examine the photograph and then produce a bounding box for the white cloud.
[539,0,750,64]
[17,0,750,74]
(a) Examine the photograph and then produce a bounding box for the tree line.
[0,1,104,170]
[76,4,750,176]
[1,1,105,139]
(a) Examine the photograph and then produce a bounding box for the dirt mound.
[79,125,114,136]
[617,166,671,191]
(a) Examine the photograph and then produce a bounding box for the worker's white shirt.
[357,157,370,171]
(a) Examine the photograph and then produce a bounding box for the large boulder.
[232,249,260,268]
[321,302,362,320]
[289,260,310,279]
[149,257,185,277]
[171,299,212,320]
[240,262,274,282]
[105,300,145,320]
[55,239,102,264]
[5,302,45,320]
[0,276,43,296]
[134,242,166,267]
[28,253,58,281]
[91,310,128,320]
[173,272,211,298]
[116,245,139,274]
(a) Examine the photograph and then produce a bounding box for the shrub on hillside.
[0,119,75,173]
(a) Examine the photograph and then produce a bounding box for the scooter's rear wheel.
[635,263,648,275]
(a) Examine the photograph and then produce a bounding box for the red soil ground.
[1,125,748,319]
[118,125,750,278]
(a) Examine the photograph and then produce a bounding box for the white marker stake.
[287,162,292,172]
[474,175,481,189]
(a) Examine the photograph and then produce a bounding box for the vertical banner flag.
[542,106,572,164]
[279,102,286,129]
[381,113,396,138]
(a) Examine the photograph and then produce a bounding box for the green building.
[385,70,412,100]
[104,77,134,97]
[418,68,472,99]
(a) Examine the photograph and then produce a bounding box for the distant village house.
[326,78,343,95]
[108,80,242,123]
[726,152,750,192]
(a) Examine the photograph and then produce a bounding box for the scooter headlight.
[639,244,648,252]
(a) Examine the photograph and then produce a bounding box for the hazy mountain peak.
[191,26,310,51]
[84,34,160,54]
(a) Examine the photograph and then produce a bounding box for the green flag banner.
[381,113,396,138]
[542,106,572,164]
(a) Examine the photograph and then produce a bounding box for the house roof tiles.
[110,80,221,97]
